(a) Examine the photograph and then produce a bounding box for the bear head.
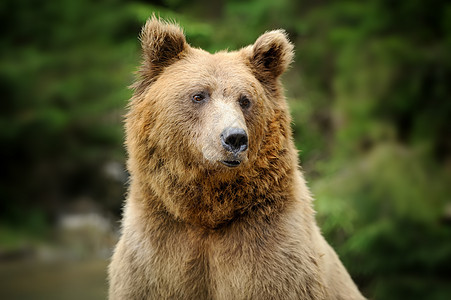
[126,17,297,228]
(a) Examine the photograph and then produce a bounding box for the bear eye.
[192,93,206,103]
[239,96,251,109]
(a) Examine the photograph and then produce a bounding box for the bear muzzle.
[220,127,248,167]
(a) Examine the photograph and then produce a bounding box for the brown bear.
[108,17,365,300]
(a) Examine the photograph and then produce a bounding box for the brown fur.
[109,17,365,300]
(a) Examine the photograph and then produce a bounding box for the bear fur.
[108,17,365,300]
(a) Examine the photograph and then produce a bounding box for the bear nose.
[220,127,248,154]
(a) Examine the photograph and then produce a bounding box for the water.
[0,260,108,300]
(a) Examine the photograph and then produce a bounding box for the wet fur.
[109,17,365,300]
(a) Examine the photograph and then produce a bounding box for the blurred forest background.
[1,0,450,299]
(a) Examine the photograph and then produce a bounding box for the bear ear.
[139,16,188,75]
[249,30,294,80]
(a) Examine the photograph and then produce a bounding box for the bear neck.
[133,151,298,229]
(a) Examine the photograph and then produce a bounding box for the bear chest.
[147,227,325,300]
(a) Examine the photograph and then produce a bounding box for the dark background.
[1,0,450,299]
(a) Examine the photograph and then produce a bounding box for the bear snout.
[220,127,248,154]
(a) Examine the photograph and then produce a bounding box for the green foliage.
[1,0,138,220]
[1,0,450,299]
